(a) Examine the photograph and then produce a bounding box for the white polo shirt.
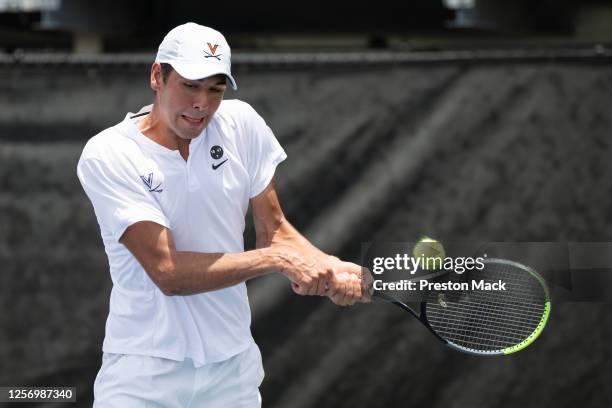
[77,100,286,366]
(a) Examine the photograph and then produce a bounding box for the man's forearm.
[258,217,330,261]
[247,181,369,304]
[160,245,311,296]
[160,248,272,295]
[250,209,368,303]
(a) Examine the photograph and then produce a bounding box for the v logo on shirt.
[140,173,163,193]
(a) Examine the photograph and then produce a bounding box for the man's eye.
[184,83,196,88]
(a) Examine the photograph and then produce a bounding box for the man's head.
[156,22,237,90]
[150,23,237,140]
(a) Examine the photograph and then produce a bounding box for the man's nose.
[192,93,209,111]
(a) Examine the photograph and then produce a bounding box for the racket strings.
[433,300,545,328]
[428,303,543,335]
[425,261,548,353]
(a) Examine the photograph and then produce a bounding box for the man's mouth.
[181,115,205,125]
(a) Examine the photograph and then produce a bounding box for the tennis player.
[77,22,371,407]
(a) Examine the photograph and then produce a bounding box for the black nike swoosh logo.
[212,159,228,170]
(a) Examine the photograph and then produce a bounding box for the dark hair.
[160,63,174,83]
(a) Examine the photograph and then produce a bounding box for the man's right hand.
[275,246,369,305]
[275,245,335,297]
[325,259,373,306]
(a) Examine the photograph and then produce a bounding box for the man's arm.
[120,219,342,297]
[251,179,370,305]
[120,179,368,303]
[251,180,327,257]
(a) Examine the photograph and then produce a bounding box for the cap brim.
[169,62,237,90]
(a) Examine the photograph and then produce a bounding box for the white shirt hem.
[102,339,254,367]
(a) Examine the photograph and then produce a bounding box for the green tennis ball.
[412,236,446,271]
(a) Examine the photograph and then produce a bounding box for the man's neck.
[137,105,191,160]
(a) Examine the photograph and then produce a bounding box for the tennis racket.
[373,258,551,356]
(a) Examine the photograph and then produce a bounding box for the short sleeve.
[77,157,171,243]
[243,106,287,198]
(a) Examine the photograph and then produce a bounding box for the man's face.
[152,64,227,140]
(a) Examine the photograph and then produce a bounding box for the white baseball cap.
[155,22,237,90]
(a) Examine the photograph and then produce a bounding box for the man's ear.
[150,62,162,92]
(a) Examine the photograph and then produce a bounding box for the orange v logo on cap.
[203,41,223,61]
[207,42,219,54]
